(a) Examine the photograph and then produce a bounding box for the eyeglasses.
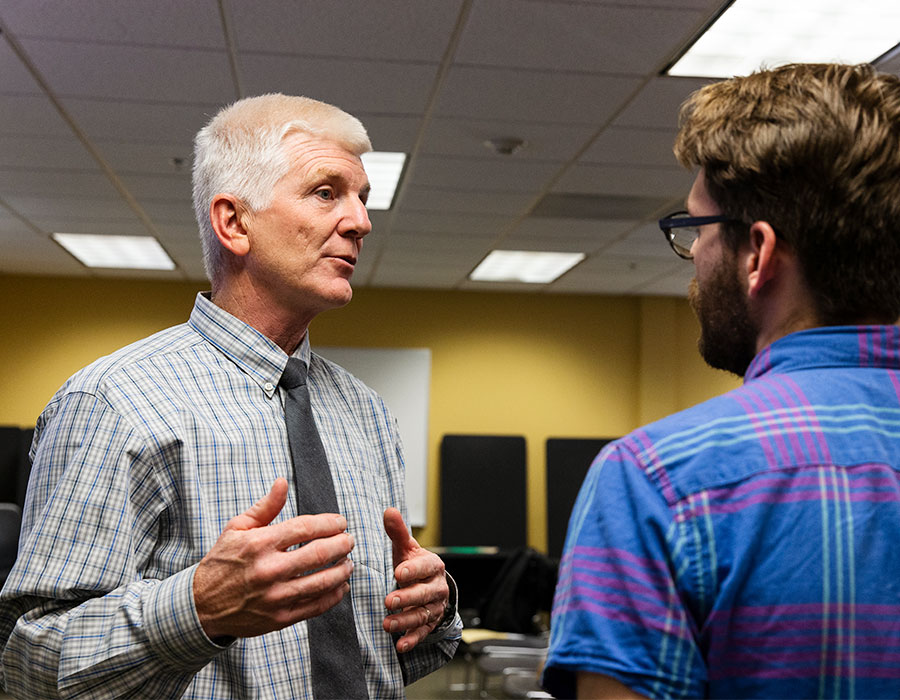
[658,210,741,260]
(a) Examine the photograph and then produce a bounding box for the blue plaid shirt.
[544,325,900,699]
[0,292,460,699]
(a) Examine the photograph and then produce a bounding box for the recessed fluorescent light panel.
[53,233,176,270]
[469,250,586,284]
[360,151,406,210]
[667,0,900,78]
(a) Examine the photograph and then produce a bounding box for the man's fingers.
[277,558,354,603]
[386,574,448,612]
[281,533,355,578]
[384,600,444,633]
[393,550,444,586]
[228,478,289,531]
[271,512,348,551]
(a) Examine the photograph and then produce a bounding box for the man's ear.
[745,221,779,299]
[209,194,251,257]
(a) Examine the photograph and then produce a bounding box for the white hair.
[192,93,371,283]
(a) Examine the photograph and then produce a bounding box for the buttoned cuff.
[144,564,234,669]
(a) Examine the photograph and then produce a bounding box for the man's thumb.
[383,507,416,557]
[230,478,289,530]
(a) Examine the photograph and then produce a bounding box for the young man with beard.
[541,63,900,699]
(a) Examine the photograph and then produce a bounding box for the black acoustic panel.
[546,437,613,559]
[0,427,24,504]
[440,434,526,548]
[17,429,34,509]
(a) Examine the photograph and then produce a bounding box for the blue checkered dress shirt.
[0,292,460,698]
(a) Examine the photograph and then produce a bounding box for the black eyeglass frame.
[658,210,743,260]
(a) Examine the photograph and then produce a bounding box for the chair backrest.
[0,502,22,586]
[545,438,612,559]
[480,547,558,634]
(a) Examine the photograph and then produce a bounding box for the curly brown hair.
[674,63,900,324]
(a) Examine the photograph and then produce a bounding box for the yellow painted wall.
[0,274,739,549]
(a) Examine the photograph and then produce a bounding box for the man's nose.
[340,196,372,238]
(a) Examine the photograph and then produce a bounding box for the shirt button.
[264,382,274,392]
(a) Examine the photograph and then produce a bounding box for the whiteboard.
[313,346,430,526]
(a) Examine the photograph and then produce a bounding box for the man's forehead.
[284,135,367,174]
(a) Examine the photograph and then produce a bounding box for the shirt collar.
[188,292,311,399]
[745,325,900,382]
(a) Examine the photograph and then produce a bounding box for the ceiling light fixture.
[665,0,900,79]
[360,151,406,210]
[469,250,586,284]
[53,233,176,270]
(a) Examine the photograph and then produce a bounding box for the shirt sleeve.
[397,573,463,686]
[541,440,707,699]
[0,390,225,698]
[374,408,461,686]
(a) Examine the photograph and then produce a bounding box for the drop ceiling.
[1,0,898,297]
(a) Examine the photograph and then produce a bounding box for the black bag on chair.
[479,547,558,634]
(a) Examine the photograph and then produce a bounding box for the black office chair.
[461,547,557,696]
[0,502,22,587]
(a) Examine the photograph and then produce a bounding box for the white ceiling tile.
[554,163,694,198]
[33,219,149,236]
[0,228,87,275]
[20,38,235,104]
[510,217,637,240]
[457,0,708,75]
[435,66,642,124]
[120,174,191,200]
[0,135,99,170]
[371,262,464,288]
[240,55,437,115]
[0,0,224,48]
[412,155,559,192]
[378,248,485,268]
[10,195,136,220]
[385,230,493,249]
[635,265,694,297]
[501,218,634,253]
[90,266,188,281]
[171,260,209,282]
[602,221,681,260]
[0,171,119,199]
[231,0,463,62]
[391,211,510,237]
[355,115,422,153]
[613,76,714,129]
[95,142,194,175]
[496,235,598,253]
[582,127,681,168]
[139,200,197,225]
[549,254,678,293]
[458,279,549,293]
[421,117,595,161]
[0,36,42,94]
[878,52,900,76]
[0,95,72,137]
[401,187,534,216]
[64,99,218,145]
[155,229,202,256]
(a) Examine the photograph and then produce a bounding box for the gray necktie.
[280,357,369,699]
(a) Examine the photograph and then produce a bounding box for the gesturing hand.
[193,478,355,640]
[382,507,450,653]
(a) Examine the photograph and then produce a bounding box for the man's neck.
[211,280,311,354]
